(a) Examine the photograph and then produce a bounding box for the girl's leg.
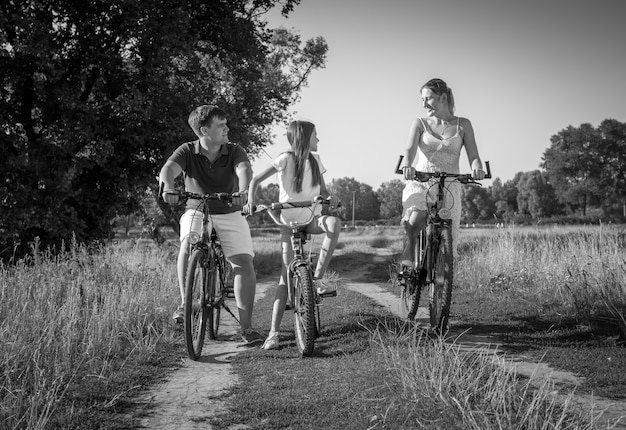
[264,233,293,349]
[310,215,340,280]
[401,207,427,267]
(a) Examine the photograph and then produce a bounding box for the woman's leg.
[401,206,427,267]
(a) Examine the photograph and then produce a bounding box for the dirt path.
[135,281,272,430]
[134,255,625,429]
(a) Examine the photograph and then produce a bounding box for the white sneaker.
[315,280,336,295]
[262,333,279,350]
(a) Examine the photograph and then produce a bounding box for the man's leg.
[228,253,257,331]
[176,237,190,305]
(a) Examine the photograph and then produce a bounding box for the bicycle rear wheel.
[185,248,209,360]
[428,227,453,334]
[292,265,316,357]
[207,248,222,340]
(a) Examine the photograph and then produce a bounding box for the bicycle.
[169,190,238,360]
[250,197,336,357]
[394,156,491,333]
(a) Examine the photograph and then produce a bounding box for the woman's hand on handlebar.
[472,168,486,180]
[401,165,415,181]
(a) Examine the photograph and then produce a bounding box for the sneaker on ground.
[262,333,279,350]
[172,305,184,324]
[241,329,264,345]
[315,280,336,295]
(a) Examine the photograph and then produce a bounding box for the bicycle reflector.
[438,208,452,219]
[188,232,201,244]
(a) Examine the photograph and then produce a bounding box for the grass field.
[1,225,625,428]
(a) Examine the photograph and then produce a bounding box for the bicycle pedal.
[225,286,235,299]
[318,291,337,298]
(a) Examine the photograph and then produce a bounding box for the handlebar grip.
[485,161,492,179]
[394,155,404,174]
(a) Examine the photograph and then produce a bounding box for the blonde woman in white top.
[399,78,485,265]
[245,120,340,350]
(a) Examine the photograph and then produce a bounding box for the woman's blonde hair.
[286,120,322,193]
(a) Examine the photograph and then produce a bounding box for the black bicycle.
[251,197,336,357]
[173,191,237,360]
[395,156,491,333]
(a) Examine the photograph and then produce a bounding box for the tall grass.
[372,322,601,429]
[0,238,179,429]
[456,225,626,338]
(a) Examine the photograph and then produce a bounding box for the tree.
[376,179,404,220]
[327,177,380,222]
[461,185,496,223]
[541,121,622,215]
[490,175,520,222]
[0,0,327,259]
[597,119,626,219]
[516,170,561,219]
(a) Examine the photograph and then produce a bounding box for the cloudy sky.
[251,0,626,189]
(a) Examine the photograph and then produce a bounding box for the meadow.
[1,225,625,428]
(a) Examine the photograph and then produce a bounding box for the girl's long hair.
[286,120,322,193]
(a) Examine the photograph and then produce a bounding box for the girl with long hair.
[245,120,341,350]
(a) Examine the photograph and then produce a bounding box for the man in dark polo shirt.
[159,105,263,345]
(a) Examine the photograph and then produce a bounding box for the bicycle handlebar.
[250,198,333,229]
[176,190,234,203]
[394,155,491,183]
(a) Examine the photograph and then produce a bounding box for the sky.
[251,0,626,190]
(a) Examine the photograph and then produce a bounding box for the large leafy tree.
[0,0,327,259]
[541,120,626,216]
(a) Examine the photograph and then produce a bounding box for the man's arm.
[159,160,183,203]
[234,160,252,205]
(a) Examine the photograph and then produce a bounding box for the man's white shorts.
[179,210,254,258]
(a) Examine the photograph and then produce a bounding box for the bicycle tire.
[185,248,209,360]
[292,265,316,357]
[428,227,453,334]
[207,247,222,340]
[406,231,426,320]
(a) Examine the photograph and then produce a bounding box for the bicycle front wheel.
[292,265,316,357]
[185,248,209,360]
[428,227,453,334]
